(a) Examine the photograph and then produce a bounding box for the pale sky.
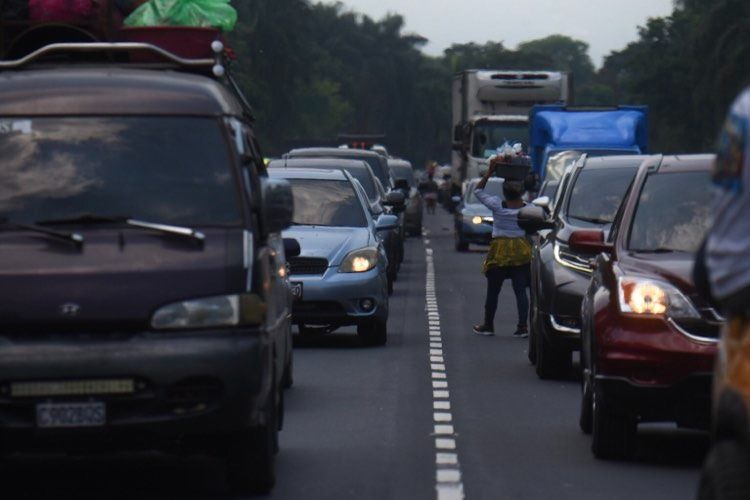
[322,0,674,66]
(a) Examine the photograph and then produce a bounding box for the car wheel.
[358,318,387,346]
[579,375,593,434]
[528,304,539,365]
[226,396,278,495]
[698,440,750,500]
[455,232,469,252]
[282,353,293,389]
[535,320,571,380]
[591,383,636,460]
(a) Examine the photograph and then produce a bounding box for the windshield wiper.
[36,214,205,244]
[0,217,84,248]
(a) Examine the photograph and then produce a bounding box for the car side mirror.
[517,205,554,233]
[532,196,550,209]
[261,178,294,233]
[394,179,410,192]
[568,229,612,254]
[384,190,406,210]
[376,214,399,231]
[283,238,301,258]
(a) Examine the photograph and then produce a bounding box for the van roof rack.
[0,41,256,121]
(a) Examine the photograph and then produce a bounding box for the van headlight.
[617,277,700,319]
[151,294,266,330]
[339,247,379,273]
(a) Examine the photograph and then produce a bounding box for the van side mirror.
[261,178,294,233]
[568,230,612,254]
[283,238,301,258]
[517,205,554,233]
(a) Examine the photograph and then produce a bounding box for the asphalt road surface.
[3,210,708,499]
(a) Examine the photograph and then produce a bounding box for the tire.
[358,318,387,346]
[528,304,540,365]
[282,353,293,389]
[226,400,278,495]
[579,375,593,434]
[591,383,636,460]
[699,440,750,500]
[535,322,571,379]
[455,232,469,252]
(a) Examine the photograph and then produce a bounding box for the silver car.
[268,168,398,346]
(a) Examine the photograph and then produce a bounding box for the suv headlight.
[554,242,593,274]
[617,277,700,319]
[151,294,266,330]
[339,247,379,273]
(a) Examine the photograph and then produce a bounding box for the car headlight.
[339,247,379,273]
[617,277,700,319]
[151,294,266,330]
[465,215,491,225]
[554,242,593,274]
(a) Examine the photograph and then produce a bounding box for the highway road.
[3,210,708,499]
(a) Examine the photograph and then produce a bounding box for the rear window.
[628,171,713,253]
[0,117,240,226]
[566,167,636,224]
[289,179,367,227]
[390,165,414,187]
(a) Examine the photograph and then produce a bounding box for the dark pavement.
[3,210,706,499]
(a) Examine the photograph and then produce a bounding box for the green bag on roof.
[124,0,237,32]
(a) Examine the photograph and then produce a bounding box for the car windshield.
[472,121,527,158]
[544,151,583,181]
[566,168,636,224]
[288,179,367,227]
[0,117,240,226]
[390,165,414,187]
[341,167,377,201]
[467,179,504,204]
[629,171,713,253]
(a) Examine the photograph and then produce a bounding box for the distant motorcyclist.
[472,154,531,337]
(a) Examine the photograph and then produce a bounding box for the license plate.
[36,402,106,429]
[290,282,303,301]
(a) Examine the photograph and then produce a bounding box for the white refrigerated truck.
[451,70,572,189]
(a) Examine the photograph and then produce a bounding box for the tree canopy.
[228,0,750,166]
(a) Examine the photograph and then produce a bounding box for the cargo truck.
[451,70,572,189]
[530,105,649,182]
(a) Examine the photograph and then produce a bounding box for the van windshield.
[0,117,240,226]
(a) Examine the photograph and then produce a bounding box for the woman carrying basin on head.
[472,150,532,337]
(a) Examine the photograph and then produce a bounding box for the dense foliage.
[228,0,750,166]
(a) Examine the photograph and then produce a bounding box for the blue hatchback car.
[269,168,398,345]
[453,177,504,251]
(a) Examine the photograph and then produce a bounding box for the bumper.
[595,373,713,428]
[290,266,388,326]
[0,330,273,448]
[457,221,492,244]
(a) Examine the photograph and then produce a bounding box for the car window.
[0,117,240,226]
[390,165,415,187]
[544,151,583,181]
[628,171,713,253]
[342,167,377,201]
[288,179,367,228]
[566,167,637,224]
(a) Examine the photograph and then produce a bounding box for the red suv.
[576,154,721,459]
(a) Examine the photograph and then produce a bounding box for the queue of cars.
[511,152,723,461]
[0,35,424,496]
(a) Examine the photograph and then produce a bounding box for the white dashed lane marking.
[424,230,465,500]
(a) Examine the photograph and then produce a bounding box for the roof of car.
[656,154,716,172]
[388,159,413,168]
[268,158,371,171]
[268,168,349,181]
[287,147,383,159]
[580,155,649,170]
[0,67,243,116]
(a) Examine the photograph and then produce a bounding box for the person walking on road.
[420,173,439,215]
[472,158,532,337]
